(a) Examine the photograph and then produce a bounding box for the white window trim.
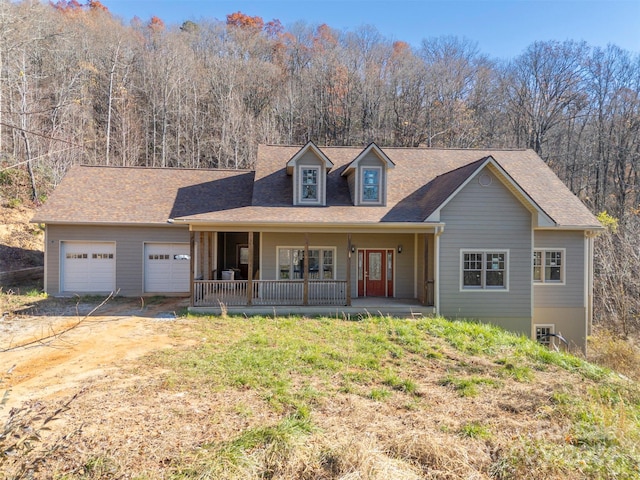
[359,166,383,205]
[533,248,566,285]
[277,246,337,280]
[534,324,555,346]
[298,165,322,205]
[459,249,510,292]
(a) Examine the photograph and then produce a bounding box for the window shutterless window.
[361,167,381,203]
[301,167,319,202]
[278,247,335,280]
[461,251,508,290]
[533,249,564,283]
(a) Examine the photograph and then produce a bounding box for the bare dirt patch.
[0,204,44,272]
[1,296,193,411]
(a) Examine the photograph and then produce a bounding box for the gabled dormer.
[286,141,334,206]
[341,143,395,206]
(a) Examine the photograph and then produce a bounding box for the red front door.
[358,249,393,297]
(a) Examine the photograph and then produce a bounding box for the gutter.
[535,225,605,232]
[172,220,446,234]
[434,225,445,317]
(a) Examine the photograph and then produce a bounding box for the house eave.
[534,225,605,232]
[30,219,185,228]
[174,218,445,233]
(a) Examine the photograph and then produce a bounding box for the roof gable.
[341,142,395,177]
[424,156,555,227]
[285,141,334,175]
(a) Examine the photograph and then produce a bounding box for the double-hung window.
[278,247,335,280]
[461,250,508,290]
[301,167,319,202]
[361,167,381,203]
[533,249,564,284]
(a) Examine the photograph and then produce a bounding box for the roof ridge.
[73,164,254,173]
[260,144,529,152]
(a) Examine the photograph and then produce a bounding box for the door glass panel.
[369,252,382,280]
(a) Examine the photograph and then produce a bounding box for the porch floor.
[189,297,436,318]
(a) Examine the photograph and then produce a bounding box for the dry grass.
[2,312,638,479]
[588,328,640,381]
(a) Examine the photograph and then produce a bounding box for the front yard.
[1,291,639,479]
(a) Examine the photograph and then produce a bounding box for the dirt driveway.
[1,296,192,411]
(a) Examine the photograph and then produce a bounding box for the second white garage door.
[144,243,190,293]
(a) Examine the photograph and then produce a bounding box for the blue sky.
[101,0,640,59]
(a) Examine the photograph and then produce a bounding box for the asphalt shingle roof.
[33,145,601,229]
[32,167,254,224]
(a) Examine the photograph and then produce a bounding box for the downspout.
[434,225,444,316]
[43,225,48,294]
[413,233,418,299]
[189,230,195,308]
[585,230,599,339]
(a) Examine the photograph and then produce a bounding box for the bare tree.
[503,40,589,159]
[594,214,640,336]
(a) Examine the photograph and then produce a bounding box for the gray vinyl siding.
[260,232,415,298]
[439,168,533,321]
[46,224,189,296]
[533,230,585,308]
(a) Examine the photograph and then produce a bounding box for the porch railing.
[193,279,348,307]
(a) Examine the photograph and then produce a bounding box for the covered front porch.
[188,227,439,311]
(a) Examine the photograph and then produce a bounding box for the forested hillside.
[0,0,638,335]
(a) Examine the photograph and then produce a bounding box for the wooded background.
[1,1,638,334]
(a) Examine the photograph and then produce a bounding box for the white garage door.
[144,243,190,293]
[61,242,116,293]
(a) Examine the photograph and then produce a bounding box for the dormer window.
[286,141,333,206]
[301,167,319,202]
[342,143,394,206]
[362,167,381,203]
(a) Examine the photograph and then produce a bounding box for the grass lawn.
[3,312,640,479]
